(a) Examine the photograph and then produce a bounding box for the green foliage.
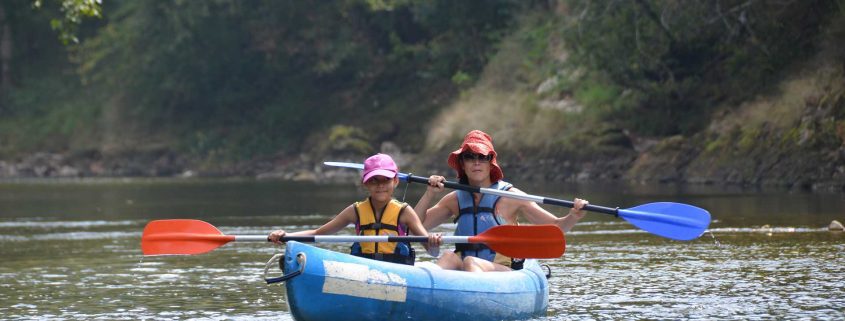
[575,83,619,111]
[0,5,101,155]
[325,125,374,155]
[62,0,522,159]
[451,71,472,87]
[9,0,842,166]
[703,135,729,156]
[736,128,760,152]
[32,0,102,44]
[557,0,842,136]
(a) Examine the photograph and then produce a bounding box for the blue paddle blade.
[618,202,711,241]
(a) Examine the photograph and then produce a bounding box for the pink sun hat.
[362,153,398,183]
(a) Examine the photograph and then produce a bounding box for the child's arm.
[269,204,358,243]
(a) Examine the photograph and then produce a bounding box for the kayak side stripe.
[321,260,408,302]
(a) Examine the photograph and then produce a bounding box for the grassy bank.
[421,2,845,190]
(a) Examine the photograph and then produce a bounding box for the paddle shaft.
[406,175,711,236]
[323,161,710,241]
[142,218,565,257]
[146,233,473,243]
[402,174,619,216]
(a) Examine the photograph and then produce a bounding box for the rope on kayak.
[542,264,552,280]
[264,252,307,284]
[400,173,411,202]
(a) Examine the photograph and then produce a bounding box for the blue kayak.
[269,241,549,321]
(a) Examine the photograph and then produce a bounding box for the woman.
[415,130,588,271]
[270,153,440,265]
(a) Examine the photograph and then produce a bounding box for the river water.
[0,178,843,320]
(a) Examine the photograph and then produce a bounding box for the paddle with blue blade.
[141,219,565,258]
[324,161,711,241]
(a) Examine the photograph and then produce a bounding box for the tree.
[559,0,840,135]
[0,0,101,99]
[0,5,12,94]
[33,0,102,44]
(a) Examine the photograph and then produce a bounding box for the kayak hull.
[281,241,549,321]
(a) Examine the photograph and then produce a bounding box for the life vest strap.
[359,222,399,231]
[457,206,494,215]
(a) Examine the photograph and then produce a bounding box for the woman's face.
[364,176,397,202]
[460,152,492,183]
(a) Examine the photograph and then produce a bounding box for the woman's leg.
[462,256,511,272]
[436,251,464,270]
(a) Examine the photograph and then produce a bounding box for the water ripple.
[0,219,139,228]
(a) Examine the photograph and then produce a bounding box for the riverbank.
[2,140,843,193]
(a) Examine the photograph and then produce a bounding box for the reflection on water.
[0,179,843,320]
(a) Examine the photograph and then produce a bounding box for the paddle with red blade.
[324,161,712,241]
[141,219,565,258]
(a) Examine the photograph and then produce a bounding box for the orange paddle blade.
[141,219,235,256]
[471,224,565,259]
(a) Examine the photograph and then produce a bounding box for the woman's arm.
[419,192,458,230]
[413,175,446,223]
[504,187,588,233]
[414,175,459,230]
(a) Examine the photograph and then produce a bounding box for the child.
[269,153,440,265]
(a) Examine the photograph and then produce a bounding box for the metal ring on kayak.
[264,252,306,284]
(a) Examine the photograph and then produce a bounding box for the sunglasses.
[461,153,493,162]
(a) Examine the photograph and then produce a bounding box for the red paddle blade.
[470,225,565,259]
[141,219,235,256]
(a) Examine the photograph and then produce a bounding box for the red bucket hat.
[447,130,504,182]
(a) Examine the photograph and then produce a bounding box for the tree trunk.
[0,4,12,95]
[633,0,676,45]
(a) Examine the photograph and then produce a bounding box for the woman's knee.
[437,252,462,270]
[462,257,484,272]
[462,256,507,272]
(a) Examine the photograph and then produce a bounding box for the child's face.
[364,176,397,201]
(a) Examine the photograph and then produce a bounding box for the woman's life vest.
[454,180,512,262]
[350,197,416,265]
